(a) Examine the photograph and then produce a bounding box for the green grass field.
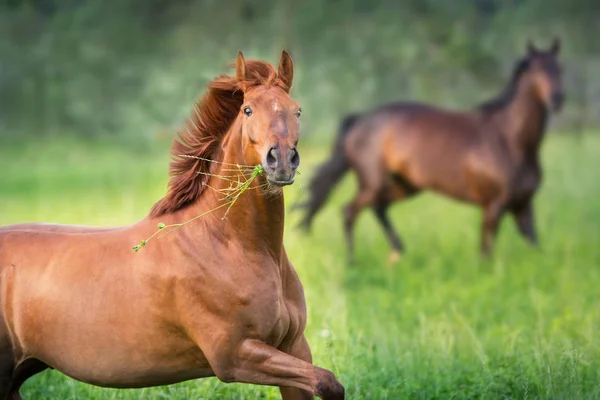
[1,134,599,399]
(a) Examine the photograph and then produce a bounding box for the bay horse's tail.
[295,113,360,231]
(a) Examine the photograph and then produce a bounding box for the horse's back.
[348,102,507,203]
[0,224,123,287]
[359,101,483,166]
[380,101,483,138]
[346,102,484,154]
[0,222,117,234]
[0,229,77,296]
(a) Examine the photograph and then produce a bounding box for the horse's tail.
[295,113,361,231]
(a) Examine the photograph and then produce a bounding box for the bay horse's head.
[236,51,301,187]
[524,38,564,112]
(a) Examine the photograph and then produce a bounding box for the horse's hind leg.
[0,354,14,400]
[342,160,387,264]
[372,178,420,264]
[480,201,506,257]
[8,359,49,399]
[373,198,404,265]
[344,189,378,265]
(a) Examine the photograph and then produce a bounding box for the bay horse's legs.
[343,155,386,264]
[230,339,344,400]
[511,201,538,245]
[343,190,377,264]
[279,336,315,400]
[372,199,404,265]
[480,201,506,257]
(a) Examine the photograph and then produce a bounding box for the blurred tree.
[0,0,598,140]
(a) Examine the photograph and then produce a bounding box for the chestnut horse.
[297,39,564,263]
[0,52,344,400]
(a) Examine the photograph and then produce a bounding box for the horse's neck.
[501,79,548,158]
[189,127,285,259]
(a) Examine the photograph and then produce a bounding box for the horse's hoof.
[387,250,401,265]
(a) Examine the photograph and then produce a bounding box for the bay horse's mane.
[151,60,290,217]
[477,57,531,113]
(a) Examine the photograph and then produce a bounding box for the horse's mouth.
[267,177,295,187]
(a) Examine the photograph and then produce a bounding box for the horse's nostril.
[266,147,278,168]
[290,149,300,168]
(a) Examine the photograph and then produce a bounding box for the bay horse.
[297,39,564,263]
[0,51,344,400]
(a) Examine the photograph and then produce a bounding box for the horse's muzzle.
[267,176,295,186]
[263,146,299,186]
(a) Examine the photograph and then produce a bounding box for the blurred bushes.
[0,0,598,143]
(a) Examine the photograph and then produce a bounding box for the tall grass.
[0,133,599,399]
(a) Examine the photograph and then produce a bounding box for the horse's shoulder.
[280,249,305,304]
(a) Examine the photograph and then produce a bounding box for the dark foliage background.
[1,0,598,142]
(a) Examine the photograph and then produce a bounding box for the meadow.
[1,133,599,399]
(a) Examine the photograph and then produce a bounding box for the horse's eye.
[243,106,253,117]
[295,108,302,118]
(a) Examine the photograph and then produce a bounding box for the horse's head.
[236,51,301,187]
[525,38,564,112]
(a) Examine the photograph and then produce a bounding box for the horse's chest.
[180,255,300,350]
[199,267,293,346]
[244,281,292,347]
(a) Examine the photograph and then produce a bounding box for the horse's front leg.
[279,335,316,400]
[511,200,538,246]
[480,200,506,258]
[213,338,344,400]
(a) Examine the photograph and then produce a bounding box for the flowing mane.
[477,58,530,113]
[151,60,290,217]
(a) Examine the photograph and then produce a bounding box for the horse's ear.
[526,39,538,56]
[550,37,561,55]
[278,50,294,91]
[236,51,248,89]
